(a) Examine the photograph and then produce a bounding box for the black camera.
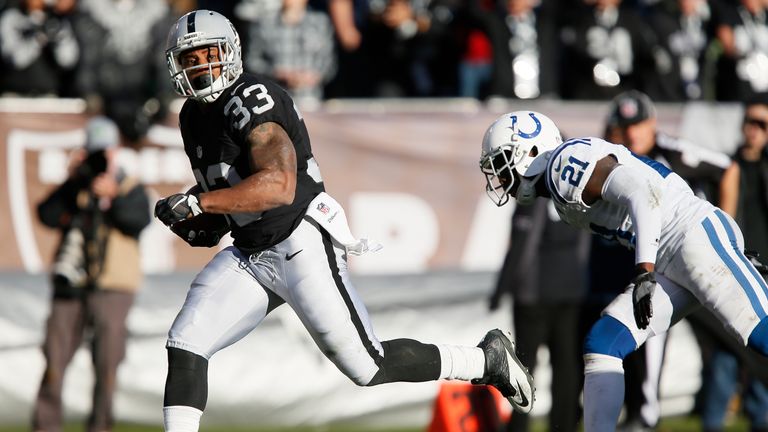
[76,150,108,181]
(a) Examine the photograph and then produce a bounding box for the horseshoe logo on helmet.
[509,113,542,139]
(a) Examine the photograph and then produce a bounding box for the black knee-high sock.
[366,338,441,386]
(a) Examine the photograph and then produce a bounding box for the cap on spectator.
[745,92,768,108]
[84,116,120,153]
[608,90,657,127]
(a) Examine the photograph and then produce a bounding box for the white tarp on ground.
[0,271,700,428]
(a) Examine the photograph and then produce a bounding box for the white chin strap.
[515,172,543,205]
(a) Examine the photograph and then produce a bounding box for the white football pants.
[166,216,384,385]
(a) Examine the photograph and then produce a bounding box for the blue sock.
[748,316,768,356]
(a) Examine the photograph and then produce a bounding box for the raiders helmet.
[166,10,243,103]
[480,111,562,206]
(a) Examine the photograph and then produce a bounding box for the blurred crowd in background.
[3,0,768,126]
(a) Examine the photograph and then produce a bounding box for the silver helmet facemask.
[480,145,549,207]
[480,145,517,207]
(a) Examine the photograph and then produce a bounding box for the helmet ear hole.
[529,146,539,157]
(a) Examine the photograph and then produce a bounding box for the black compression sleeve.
[366,338,441,386]
[164,347,209,410]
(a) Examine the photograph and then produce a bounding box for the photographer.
[0,0,79,96]
[32,117,151,432]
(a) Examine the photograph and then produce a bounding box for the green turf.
[0,425,421,432]
[0,416,750,431]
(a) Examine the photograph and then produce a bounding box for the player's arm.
[583,155,660,328]
[718,162,740,218]
[199,122,297,214]
[581,155,658,274]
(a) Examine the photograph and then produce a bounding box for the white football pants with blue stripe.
[584,209,768,431]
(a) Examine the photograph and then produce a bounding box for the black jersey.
[650,132,731,203]
[179,73,325,253]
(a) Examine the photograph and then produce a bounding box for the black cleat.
[471,329,535,414]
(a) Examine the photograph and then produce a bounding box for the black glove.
[155,193,203,226]
[170,214,230,247]
[630,271,656,330]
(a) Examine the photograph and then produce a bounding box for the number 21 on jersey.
[561,156,590,186]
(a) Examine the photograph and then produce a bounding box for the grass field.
[0,416,751,431]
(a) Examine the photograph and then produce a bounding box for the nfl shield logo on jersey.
[317,202,330,214]
[196,146,203,159]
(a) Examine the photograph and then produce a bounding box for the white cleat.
[471,329,536,413]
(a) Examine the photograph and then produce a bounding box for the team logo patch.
[619,99,639,119]
[509,113,542,139]
[317,202,330,214]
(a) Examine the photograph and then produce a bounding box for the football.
[170,213,230,247]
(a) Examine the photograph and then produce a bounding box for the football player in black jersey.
[154,10,535,431]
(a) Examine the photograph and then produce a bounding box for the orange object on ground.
[427,381,511,432]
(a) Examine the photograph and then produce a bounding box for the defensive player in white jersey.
[479,111,768,431]
[153,10,536,431]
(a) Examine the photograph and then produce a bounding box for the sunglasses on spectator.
[744,117,768,131]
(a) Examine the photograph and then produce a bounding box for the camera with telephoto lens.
[38,0,65,42]
[51,227,88,297]
[75,150,108,181]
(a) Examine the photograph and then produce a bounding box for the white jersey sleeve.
[602,164,662,265]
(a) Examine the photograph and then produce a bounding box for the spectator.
[365,0,434,97]
[32,116,151,432]
[458,26,493,98]
[467,0,560,99]
[321,0,372,98]
[735,94,768,247]
[647,0,716,101]
[245,0,336,103]
[559,0,659,100]
[611,90,739,211]
[490,199,588,432]
[697,93,768,432]
[713,0,768,101]
[72,0,175,142]
[410,0,465,97]
[0,0,79,96]
[197,0,239,20]
[234,0,282,54]
[168,0,197,16]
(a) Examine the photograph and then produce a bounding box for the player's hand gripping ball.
[170,213,231,247]
[155,193,203,226]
